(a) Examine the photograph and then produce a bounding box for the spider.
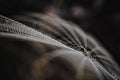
[80,45,92,58]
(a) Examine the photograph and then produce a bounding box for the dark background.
[62,0,120,65]
[0,0,120,64]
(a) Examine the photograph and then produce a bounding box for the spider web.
[0,14,120,80]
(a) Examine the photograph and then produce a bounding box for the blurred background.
[0,0,120,65]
